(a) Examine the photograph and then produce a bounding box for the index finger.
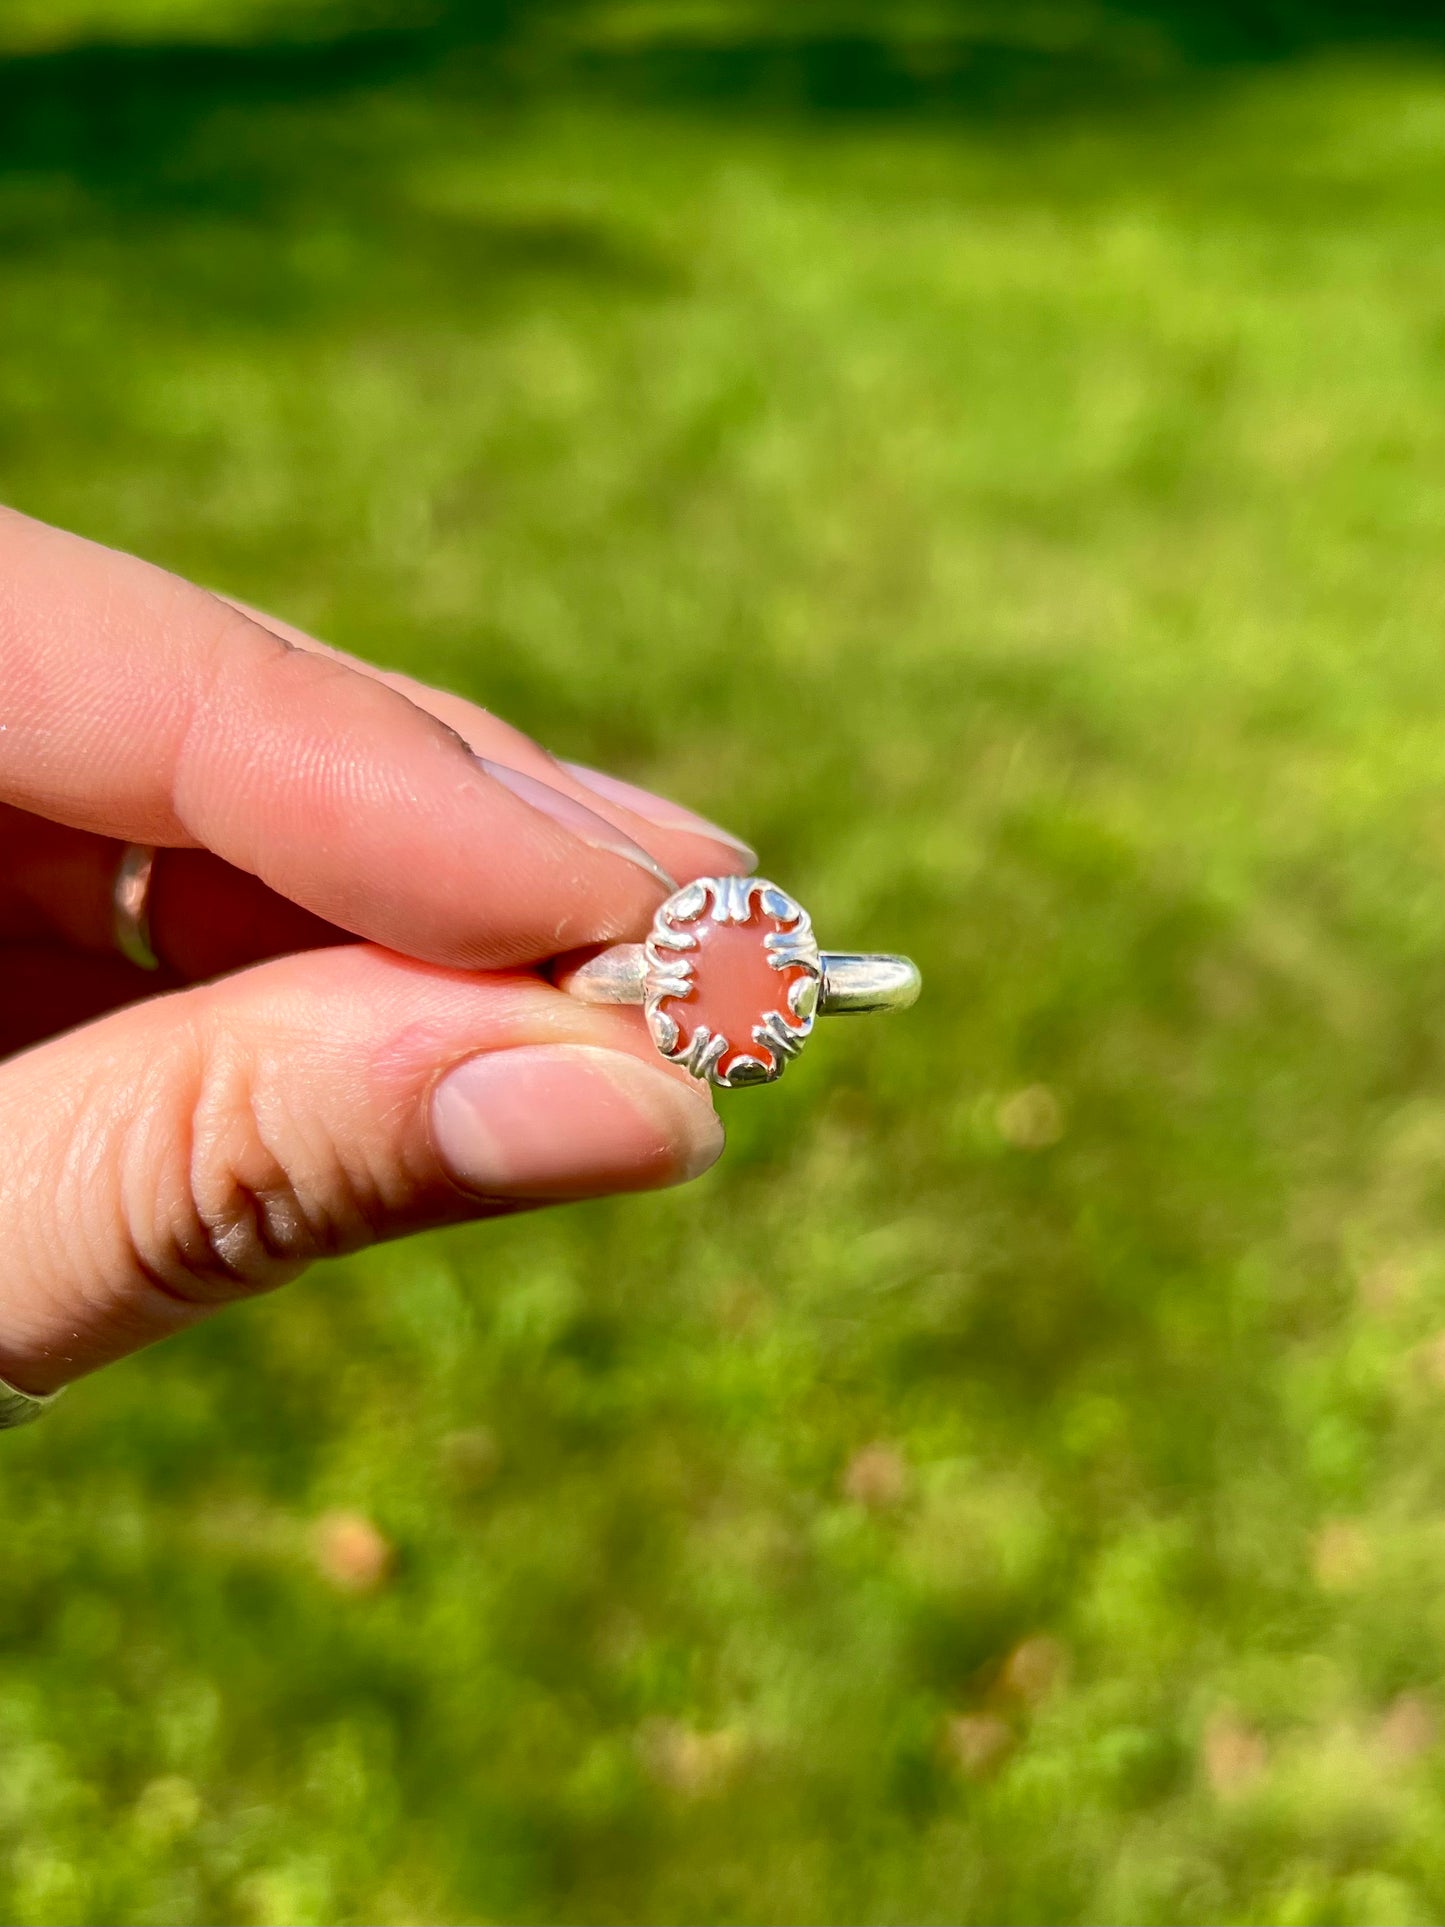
[0,507,675,968]
[216,594,758,882]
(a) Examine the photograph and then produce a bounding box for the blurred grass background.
[5,1,1445,1920]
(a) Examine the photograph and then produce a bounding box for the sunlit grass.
[4,14,1445,1923]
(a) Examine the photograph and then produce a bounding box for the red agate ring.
[556,875,920,1089]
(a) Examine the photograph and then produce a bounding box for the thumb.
[0,946,723,1396]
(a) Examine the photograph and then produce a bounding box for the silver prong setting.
[788,974,820,1022]
[642,876,823,1090]
[724,1055,774,1087]
[647,1005,680,1056]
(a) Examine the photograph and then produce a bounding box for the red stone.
[660,902,813,1082]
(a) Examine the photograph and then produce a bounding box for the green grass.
[6,9,1445,1922]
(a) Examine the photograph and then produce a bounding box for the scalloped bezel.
[642,876,824,1090]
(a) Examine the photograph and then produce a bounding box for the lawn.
[4,5,1445,1922]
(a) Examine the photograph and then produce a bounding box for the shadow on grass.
[2,0,1445,196]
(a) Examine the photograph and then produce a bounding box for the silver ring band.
[561,944,920,1015]
[113,842,161,971]
[0,1371,60,1431]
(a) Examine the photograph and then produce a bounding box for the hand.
[0,507,753,1397]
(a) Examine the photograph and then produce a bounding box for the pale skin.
[0,506,751,1398]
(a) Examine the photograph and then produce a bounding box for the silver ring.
[559,875,920,1089]
[113,843,161,971]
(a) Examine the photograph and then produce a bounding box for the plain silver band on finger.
[113,843,161,972]
[561,945,921,1015]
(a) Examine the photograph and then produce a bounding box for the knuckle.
[126,1014,382,1306]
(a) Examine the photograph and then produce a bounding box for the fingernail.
[432,1044,724,1200]
[480,760,676,891]
[562,762,758,868]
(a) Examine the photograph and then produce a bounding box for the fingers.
[0,807,342,973]
[0,947,153,1059]
[0,808,350,1046]
[0,944,723,1395]
[219,594,758,880]
[0,508,685,968]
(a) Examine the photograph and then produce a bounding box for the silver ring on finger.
[558,874,920,1090]
[112,842,161,972]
